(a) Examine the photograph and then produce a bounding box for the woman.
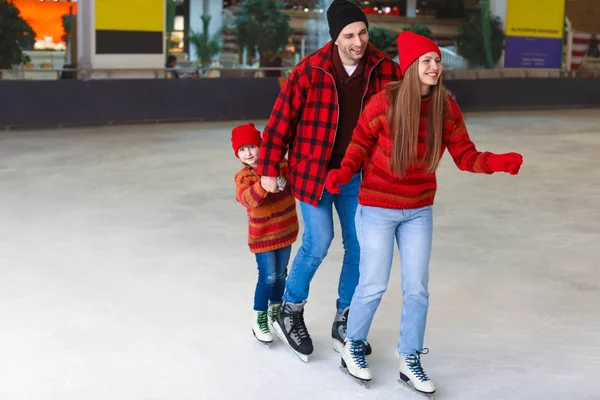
[325,32,523,395]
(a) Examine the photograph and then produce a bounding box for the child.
[326,32,523,394]
[231,123,299,345]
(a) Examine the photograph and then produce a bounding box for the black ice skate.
[271,301,313,362]
[332,307,372,355]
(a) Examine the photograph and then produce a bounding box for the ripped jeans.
[253,245,292,311]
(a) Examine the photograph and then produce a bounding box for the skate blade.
[258,340,273,348]
[397,379,436,399]
[252,330,273,347]
[271,320,309,363]
[340,366,371,388]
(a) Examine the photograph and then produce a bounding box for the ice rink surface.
[1,109,599,400]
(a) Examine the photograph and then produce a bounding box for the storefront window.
[13,0,77,51]
[168,1,187,55]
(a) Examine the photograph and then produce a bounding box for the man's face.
[335,21,369,66]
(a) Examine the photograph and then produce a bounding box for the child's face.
[237,144,259,168]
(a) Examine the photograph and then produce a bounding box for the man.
[257,0,401,362]
[165,55,179,79]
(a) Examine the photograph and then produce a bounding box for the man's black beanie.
[327,0,369,42]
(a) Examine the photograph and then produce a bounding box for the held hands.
[325,166,354,194]
[276,175,287,191]
[487,152,523,175]
[260,176,279,193]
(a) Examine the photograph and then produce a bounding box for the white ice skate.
[398,350,436,398]
[252,310,273,345]
[340,340,372,387]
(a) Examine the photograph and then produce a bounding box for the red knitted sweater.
[341,90,494,210]
[235,160,299,253]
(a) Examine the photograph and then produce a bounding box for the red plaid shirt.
[257,42,401,206]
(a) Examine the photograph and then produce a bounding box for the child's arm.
[445,97,522,174]
[235,170,268,209]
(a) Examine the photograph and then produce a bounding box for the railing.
[583,57,600,70]
[0,66,293,81]
[444,68,600,79]
[1,65,599,81]
[439,47,468,70]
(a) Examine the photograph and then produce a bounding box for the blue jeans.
[346,205,433,355]
[253,245,292,311]
[283,173,361,313]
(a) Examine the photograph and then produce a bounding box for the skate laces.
[269,304,280,321]
[405,349,430,382]
[257,311,269,334]
[291,309,310,342]
[349,341,368,369]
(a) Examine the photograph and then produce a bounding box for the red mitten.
[487,152,523,175]
[325,166,354,194]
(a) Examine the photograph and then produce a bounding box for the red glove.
[487,152,523,175]
[325,166,354,194]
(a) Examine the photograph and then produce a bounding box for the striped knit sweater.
[235,160,299,253]
[341,90,494,210]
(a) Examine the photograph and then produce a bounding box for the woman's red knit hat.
[397,31,442,77]
[231,123,262,157]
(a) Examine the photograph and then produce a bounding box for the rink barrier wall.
[444,78,600,111]
[1,77,599,129]
[0,78,282,129]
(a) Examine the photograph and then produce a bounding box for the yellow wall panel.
[96,0,164,32]
[506,0,566,39]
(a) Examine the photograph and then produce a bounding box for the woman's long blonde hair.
[386,61,446,177]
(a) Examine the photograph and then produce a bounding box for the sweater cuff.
[253,181,269,198]
[480,153,495,174]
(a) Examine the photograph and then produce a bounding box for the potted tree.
[0,0,36,71]
[403,24,435,41]
[455,13,505,68]
[189,15,222,68]
[233,0,292,68]
[369,27,397,58]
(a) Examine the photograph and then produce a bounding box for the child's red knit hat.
[397,31,442,77]
[231,123,262,157]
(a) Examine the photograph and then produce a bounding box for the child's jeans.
[253,245,292,311]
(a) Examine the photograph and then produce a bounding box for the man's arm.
[257,62,310,178]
